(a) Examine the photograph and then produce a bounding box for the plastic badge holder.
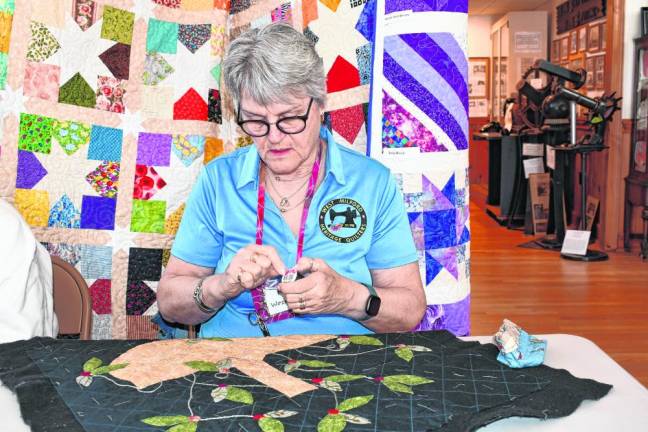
[493,319,547,368]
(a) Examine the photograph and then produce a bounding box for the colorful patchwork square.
[99,42,131,80]
[271,3,292,23]
[78,244,113,279]
[0,11,12,53]
[88,126,123,161]
[203,137,223,164]
[164,203,185,235]
[14,188,49,227]
[178,23,211,53]
[137,132,172,166]
[172,135,204,166]
[133,165,167,200]
[0,52,7,88]
[356,43,372,85]
[101,6,134,45]
[27,21,60,62]
[80,195,116,230]
[0,0,15,13]
[143,52,174,86]
[18,113,54,154]
[58,73,96,108]
[52,119,91,155]
[146,19,178,54]
[141,85,174,119]
[131,200,166,233]
[127,247,164,281]
[126,280,156,315]
[208,89,222,124]
[73,0,97,31]
[23,62,60,101]
[86,161,120,198]
[96,76,126,113]
[211,24,225,57]
[16,150,47,189]
[48,194,81,228]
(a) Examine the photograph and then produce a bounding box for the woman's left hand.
[278,257,362,318]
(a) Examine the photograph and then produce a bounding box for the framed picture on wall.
[561,37,569,60]
[588,24,600,52]
[579,27,587,52]
[585,57,595,89]
[468,57,489,98]
[642,7,648,37]
[570,30,578,54]
[552,40,560,60]
[595,55,605,89]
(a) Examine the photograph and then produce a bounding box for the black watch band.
[359,283,380,320]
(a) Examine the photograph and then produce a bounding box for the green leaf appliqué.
[258,416,284,432]
[300,360,336,368]
[385,375,433,386]
[226,386,254,404]
[395,347,414,362]
[83,357,103,373]
[325,374,365,383]
[93,363,128,375]
[185,360,218,372]
[167,423,198,432]
[348,336,383,346]
[382,380,413,394]
[141,415,189,426]
[337,395,373,412]
[317,414,346,432]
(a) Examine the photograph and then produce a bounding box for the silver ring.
[299,297,306,310]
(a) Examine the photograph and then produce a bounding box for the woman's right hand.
[218,245,287,299]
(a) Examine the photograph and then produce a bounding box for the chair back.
[52,255,92,339]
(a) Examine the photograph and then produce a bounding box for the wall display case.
[490,12,548,122]
[629,35,648,179]
[624,35,648,250]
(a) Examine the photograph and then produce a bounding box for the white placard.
[383,147,421,157]
[514,31,541,52]
[402,173,423,193]
[546,146,556,170]
[523,157,544,179]
[263,278,289,315]
[522,143,544,157]
[561,230,591,256]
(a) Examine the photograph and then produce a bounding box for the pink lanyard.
[256,144,322,262]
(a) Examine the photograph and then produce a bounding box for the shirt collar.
[235,126,346,190]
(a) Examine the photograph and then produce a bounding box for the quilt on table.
[0,331,612,431]
[0,0,471,338]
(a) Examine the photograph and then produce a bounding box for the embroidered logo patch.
[319,198,367,243]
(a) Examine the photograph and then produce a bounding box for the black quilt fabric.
[0,331,611,431]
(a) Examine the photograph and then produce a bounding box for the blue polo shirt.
[171,127,417,337]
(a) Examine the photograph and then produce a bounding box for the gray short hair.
[222,23,326,109]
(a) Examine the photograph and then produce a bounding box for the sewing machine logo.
[318,198,367,243]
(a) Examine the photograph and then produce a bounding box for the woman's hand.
[278,257,366,319]
[218,245,287,300]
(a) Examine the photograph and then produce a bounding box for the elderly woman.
[157,23,425,338]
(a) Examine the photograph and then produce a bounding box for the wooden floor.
[469,191,648,387]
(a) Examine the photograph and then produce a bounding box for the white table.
[2,334,647,431]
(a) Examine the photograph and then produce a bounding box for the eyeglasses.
[237,98,314,137]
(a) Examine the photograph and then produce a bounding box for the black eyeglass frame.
[236,98,315,137]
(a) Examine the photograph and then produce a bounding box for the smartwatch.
[360,283,381,319]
